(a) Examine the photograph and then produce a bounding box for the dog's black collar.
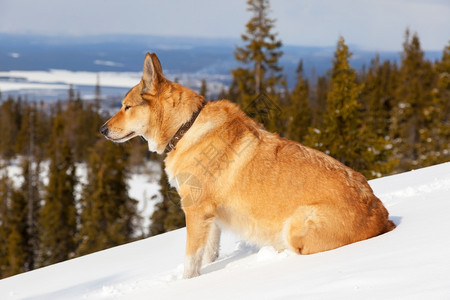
[165,102,205,153]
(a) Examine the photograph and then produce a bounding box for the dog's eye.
[124,105,131,111]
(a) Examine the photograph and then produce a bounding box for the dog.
[100,53,396,278]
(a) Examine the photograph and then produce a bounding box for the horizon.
[0,31,445,55]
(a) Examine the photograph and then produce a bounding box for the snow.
[0,70,228,101]
[1,162,450,299]
[0,70,141,92]
[128,170,162,236]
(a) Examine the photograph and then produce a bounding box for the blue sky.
[0,0,448,51]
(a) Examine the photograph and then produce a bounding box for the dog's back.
[167,99,395,255]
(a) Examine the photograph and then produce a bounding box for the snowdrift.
[1,162,450,299]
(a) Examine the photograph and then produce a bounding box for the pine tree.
[38,115,77,266]
[199,79,208,99]
[0,162,12,278]
[63,87,105,162]
[0,97,21,158]
[20,157,41,271]
[77,139,138,256]
[361,55,398,139]
[217,86,228,100]
[149,160,185,236]
[391,30,436,170]
[35,101,51,159]
[6,189,28,276]
[231,0,284,131]
[64,87,85,161]
[306,37,392,178]
[360,56,399,174]
[310,75,329,127]
[287,60,312,142]
[2,157,41,277]
[14,102,47,159]
[94,74,101,112]
[427,42,450,165]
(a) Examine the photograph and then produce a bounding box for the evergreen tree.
[217,85,228,100]
[64,87,85,161]
[361,56,398,139]
[77,139,138,256]
[68,84,75,102]
[391,30,436,170]
[427,42,450,165]
[38,115,77,266]
[54,85,105,162]
[21,157,41,271]
[0,97,22,158]
[6,188,28,276]
[287,60,312,142]
[149,160,185,236]
[14,102,48,159]
[306,37,393,178]
[359,56,399,175]
[94,74,101,112]
[310,75,329,127]
[1,158,41,277]
[199,79,208,99]
[231,0,284,131]
[0,162,12,278]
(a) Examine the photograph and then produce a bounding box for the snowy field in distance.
[0,69,228,102]
[0,70,141,91]
[0,162,449,299]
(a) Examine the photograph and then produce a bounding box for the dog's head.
[100,53,203,154]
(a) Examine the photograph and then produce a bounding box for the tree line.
[0,0,449,279]
[0,88,153,278]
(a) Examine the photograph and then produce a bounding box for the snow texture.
[1,162,449,300]
[0,70,141,91]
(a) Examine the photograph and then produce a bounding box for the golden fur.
[101,53,395,278]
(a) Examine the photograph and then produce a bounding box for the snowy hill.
[1,162,450,299]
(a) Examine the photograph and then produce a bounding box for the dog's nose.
[100,124,109,136]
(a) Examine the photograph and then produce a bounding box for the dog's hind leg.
[285,205,328,255]
[183,208,216,279]
[286,205,354,255]
[202,221,221,265]
[285,209,314,254]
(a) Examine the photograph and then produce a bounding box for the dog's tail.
[380,219,396,234]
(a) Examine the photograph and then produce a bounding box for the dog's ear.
[142,52,163,94]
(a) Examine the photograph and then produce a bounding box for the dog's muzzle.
[99,124,109,136]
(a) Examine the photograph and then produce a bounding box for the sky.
[0,0,449,51]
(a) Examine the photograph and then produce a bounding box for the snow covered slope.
[1,162,450,300]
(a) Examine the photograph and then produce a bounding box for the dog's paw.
[202,248,219,265]
[182,268,200,279]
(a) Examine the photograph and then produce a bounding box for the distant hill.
[0,33,442,87]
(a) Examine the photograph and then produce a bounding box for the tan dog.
[100,53,395,278]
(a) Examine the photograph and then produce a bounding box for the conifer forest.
[0,0,448,279]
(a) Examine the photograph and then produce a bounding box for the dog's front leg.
[202,222,221,265]
[183,208,216,279]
